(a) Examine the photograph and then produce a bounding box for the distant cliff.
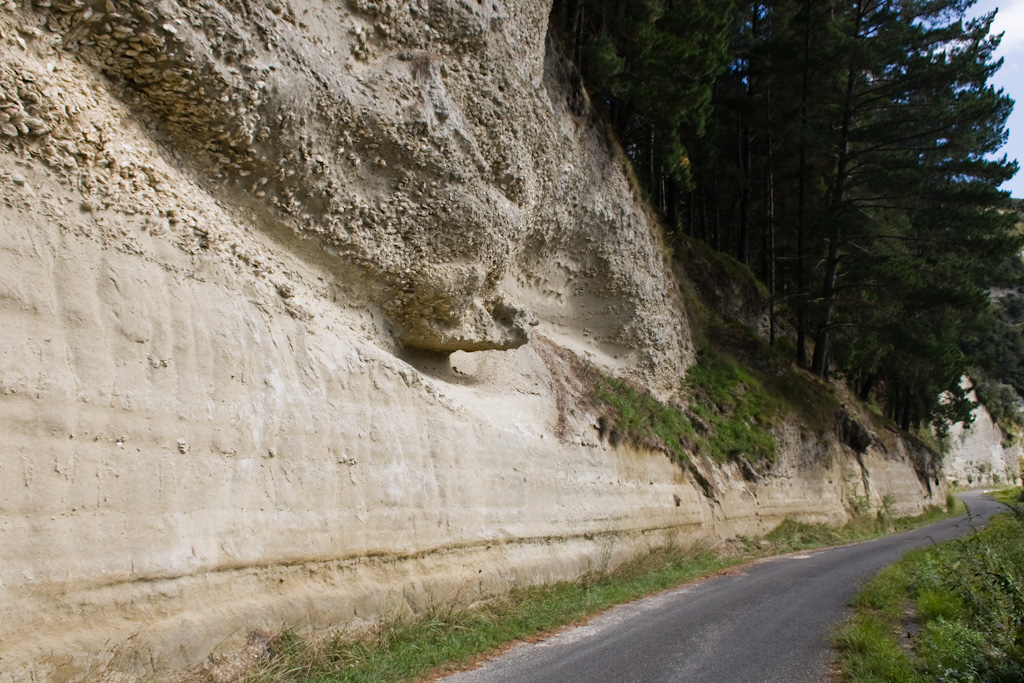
[944,391,1022,488]
[0,1,949,680]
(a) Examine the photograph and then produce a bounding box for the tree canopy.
[552,0,1020,434]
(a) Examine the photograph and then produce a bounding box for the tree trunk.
[570,0,584,65]
[649,126,657,207]
[810,227,840,377]
[687,190,696,237]
[738,5,759,267]
[811,1,864,377]
[666,177,680,232]
[699,188,709,242]
[858,373,877,401]
[900,387,913,431]
[713,174,722,251]
[765,86,777,345]
[795,0,812,368]
[738,123,751,266]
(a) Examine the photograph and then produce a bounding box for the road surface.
[439,490,1005,683]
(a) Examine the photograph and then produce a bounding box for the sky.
[971,0,1024,197]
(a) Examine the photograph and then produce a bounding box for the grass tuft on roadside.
[833,612,920,683]
[754,503,954,556]
[833,492,1024,683]
[992,485,1024,505]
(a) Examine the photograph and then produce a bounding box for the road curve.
[439,491,1005,683]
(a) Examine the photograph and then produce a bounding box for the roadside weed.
[833,509,1024,682]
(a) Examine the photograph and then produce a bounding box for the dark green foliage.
[963,241,1024,437]
[555,0,1021,436]
[782,0,1020,430]
[974,378,1024,442]
[580,35,624,91]
[552,0,733,191]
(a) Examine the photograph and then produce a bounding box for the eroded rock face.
[0,2,939,680]
[945,402,1023,488]
[11,0,686,371]
[0,1,695,676]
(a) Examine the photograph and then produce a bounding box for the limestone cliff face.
[5,0,689,378]
[945,402,1022,488]
[0,1,941,680]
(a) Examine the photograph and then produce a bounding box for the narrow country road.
[439,491,1005,683]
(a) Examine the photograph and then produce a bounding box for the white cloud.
[990,0,1024,56]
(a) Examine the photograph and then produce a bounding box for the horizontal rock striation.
[0,1,944,680]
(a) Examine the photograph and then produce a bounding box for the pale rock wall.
[945,401,1023,488]
[7,0,690,385]
[0,1,941,680]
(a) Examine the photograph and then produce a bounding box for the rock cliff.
[944,395,1022,488]
[0,1,943,679]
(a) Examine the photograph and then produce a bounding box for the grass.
[684,348,780,463]
[992,485,1024,505]
[594,374,696,462]
[180,504,963,683]
[834,611,920,683]
[593,345,785,467]
[832,495,1024,683]
[756,501,957,556]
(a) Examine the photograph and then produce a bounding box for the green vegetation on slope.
[591,233,852,468]
[594,374,696,462]
[834,494,1024,682]
[595,341,784,465]
[685,348,779,463]
[593,343,790,467]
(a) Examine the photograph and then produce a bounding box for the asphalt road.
[439,490,1005,683]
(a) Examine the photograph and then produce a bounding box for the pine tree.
[553,0,734,197]
[809,0,1019,426]
[556,0,1019,431]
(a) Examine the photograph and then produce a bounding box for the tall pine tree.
[555,0,1018,432]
